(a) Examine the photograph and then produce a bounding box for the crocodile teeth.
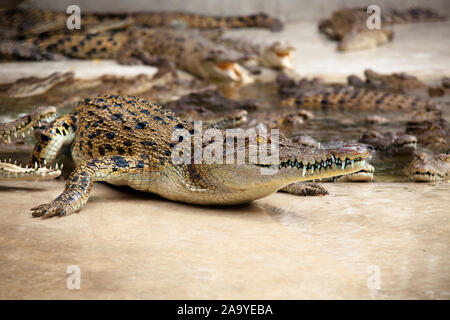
[351,160,354,168]
[341,161,345,170]
[302,166,306,177]
[34,162,38,169]
[7,136,11,143]
[331,155,335,163]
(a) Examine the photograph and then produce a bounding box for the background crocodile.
[16,94,369,218]
[0,28,254,82]
[0,8,283,39]
[319,7,447,51]
[406,152,449,182]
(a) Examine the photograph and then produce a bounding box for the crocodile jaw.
[0,160,61,180]
[167,144,370,205]
[0,106,57,143]
[212,62,254,83]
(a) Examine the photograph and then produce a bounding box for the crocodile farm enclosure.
[0,0,449,300]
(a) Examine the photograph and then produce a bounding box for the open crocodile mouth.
[214,62,253,83]
[0,158,61,180]
[1,107,57,143]
[272,51,294,69]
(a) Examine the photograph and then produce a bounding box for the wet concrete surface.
[0,180,448,299]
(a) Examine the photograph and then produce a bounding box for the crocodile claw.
[31,200,74,219]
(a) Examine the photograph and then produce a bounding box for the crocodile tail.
[383,8,447,25]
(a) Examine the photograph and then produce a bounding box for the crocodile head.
[338,29,394,51]
[261,41,295,70]
[407,152,450,182]
[0,106,56,143]
[167,133,369,204]
[359,130,417,154]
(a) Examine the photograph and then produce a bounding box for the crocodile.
[406,152,449,182]
[0,72,74,98]
[319,7,447,51]
[359,130,417,155]
[405,118,449,153]
[0,9,283,39]
[1,28,254,82]
[428,77,450,97]
[0,106,61,180]
[4,94,370,218]
[280,84,441,113]
[209,37,295,70]
[348,69,425,93]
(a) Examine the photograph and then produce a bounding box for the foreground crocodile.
[406,152,449,182]
[1,28,254,82]
[0,9,283,39]
[319,7,447,51]
[0,94,370,218]
[0,106,61,180]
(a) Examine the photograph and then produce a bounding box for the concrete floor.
[0,20,450,299]
[0,180,448,299]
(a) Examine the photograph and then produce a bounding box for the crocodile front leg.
[31,155,146,218]
[279,182,329,196]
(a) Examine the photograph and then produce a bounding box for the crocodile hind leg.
[29,114,77,168]
[31,156,146,218]
[279,182,329,196]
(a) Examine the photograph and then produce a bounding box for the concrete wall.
[22,0,450,22]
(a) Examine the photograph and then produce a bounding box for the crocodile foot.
[279,182,329,196]
[31,199,74,219]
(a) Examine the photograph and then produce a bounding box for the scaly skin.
[0,9,283,39]
[406,152,450,182]
[1,28,254,82]
[319,7,447,51]
[0,106,61,180]
[26,94,369,218]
